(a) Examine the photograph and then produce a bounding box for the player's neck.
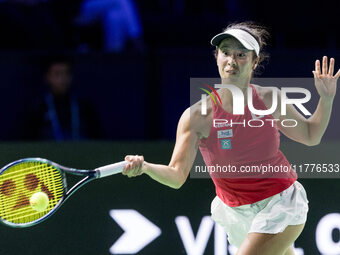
[220,78,250,105]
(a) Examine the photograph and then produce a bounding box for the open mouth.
[225,70,238,75]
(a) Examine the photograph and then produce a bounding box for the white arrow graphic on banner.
[109,209,161,254]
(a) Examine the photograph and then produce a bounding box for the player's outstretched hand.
[122,155,144,177]
[313,56,340,101]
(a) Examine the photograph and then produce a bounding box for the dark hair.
[214,21,270,75]
[42,54,73,74]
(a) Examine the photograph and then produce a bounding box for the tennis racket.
[0,158,127,228]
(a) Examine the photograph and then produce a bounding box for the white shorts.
[210,181,309,248]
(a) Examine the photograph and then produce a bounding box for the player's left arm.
[276,56,339,146]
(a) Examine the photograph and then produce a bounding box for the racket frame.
[0,158,102,228]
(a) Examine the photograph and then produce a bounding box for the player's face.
[216,37,257,83]
[46,63,72,95]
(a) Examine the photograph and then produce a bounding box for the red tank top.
[198,84,297,207]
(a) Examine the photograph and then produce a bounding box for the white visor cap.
[211,28,260,56]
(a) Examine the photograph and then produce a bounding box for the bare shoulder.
[252,84,280,100]
[181,98,213,139]
[252,84,281,118]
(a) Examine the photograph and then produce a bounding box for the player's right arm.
[123,106,201,189]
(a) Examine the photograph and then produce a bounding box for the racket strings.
[1,182,63,205]
[0,161,64,225]
[1,165,50,177]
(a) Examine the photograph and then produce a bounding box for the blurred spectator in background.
[20,56,103,140]
[75,0,144,52]
[0,0,65,49]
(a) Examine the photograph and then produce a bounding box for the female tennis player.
[122,22,339,254]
